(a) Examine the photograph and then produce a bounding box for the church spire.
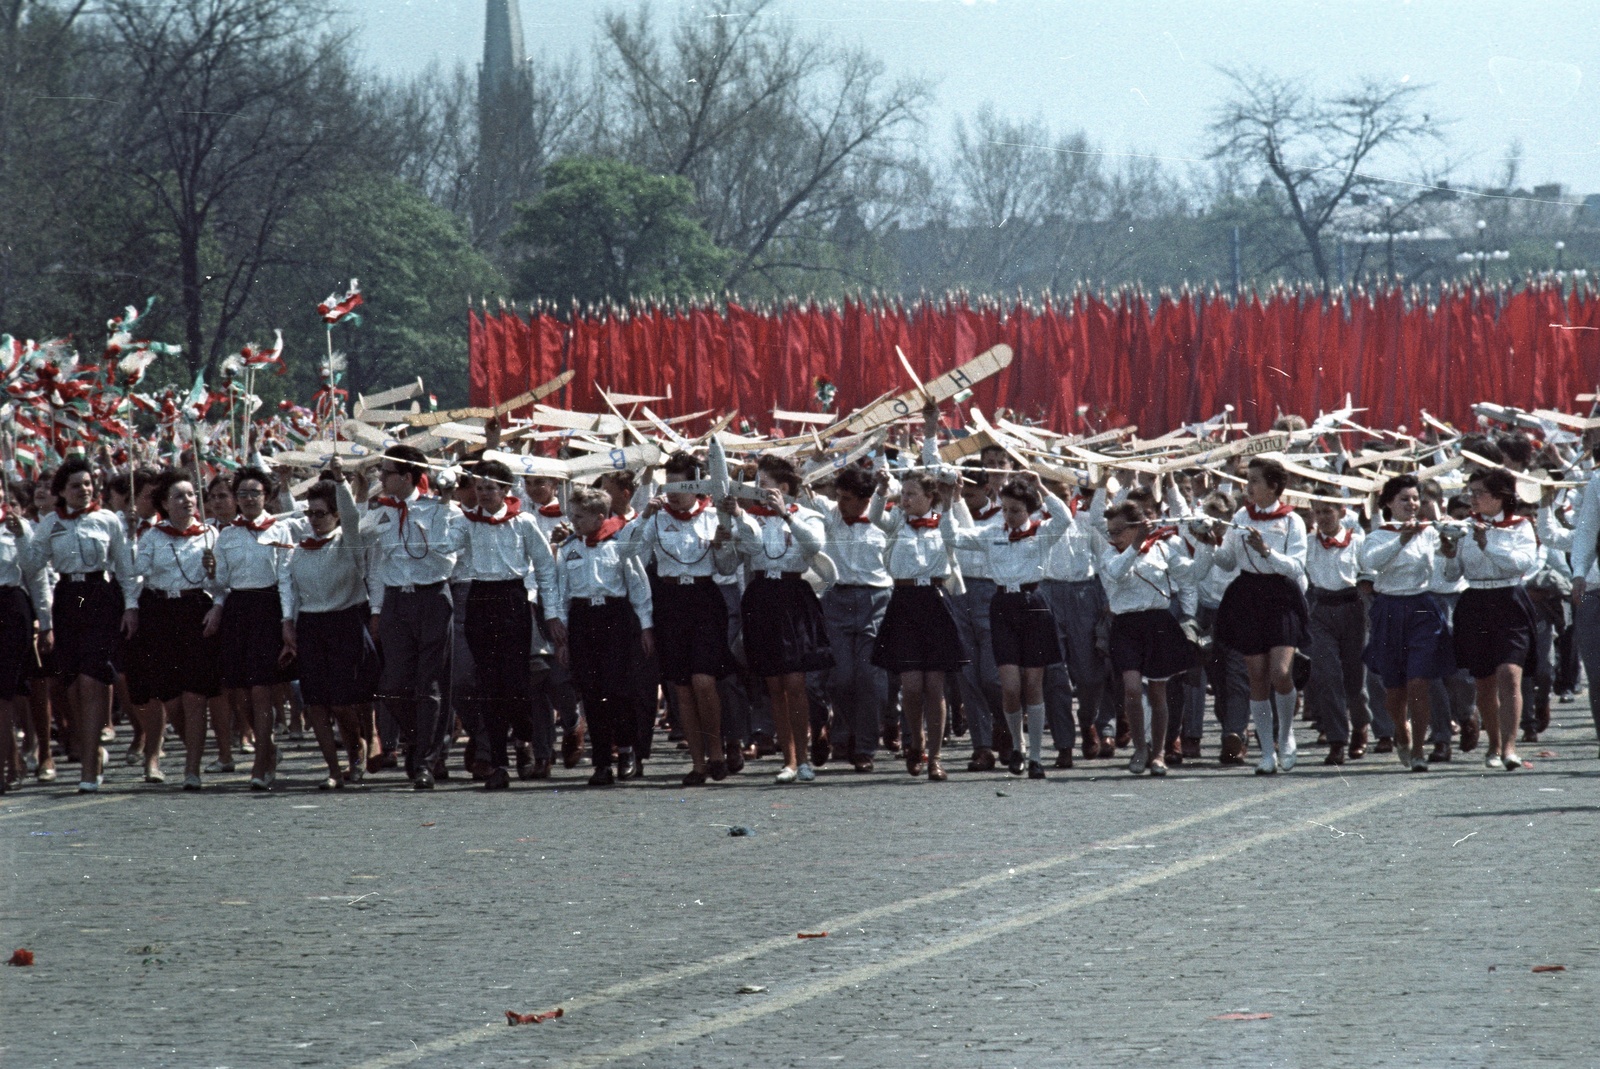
[482,0,527,92]
[475,0,535,245]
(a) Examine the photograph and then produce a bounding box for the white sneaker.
[1255,752,1279,775]
[76,780,98,793]
[1279,750,1297,772]
[182,773,202,791]
[1502,752,1522,771]
[774,766,798,784]
[1485,753,1505,770]
[204,760,235,774]
[796,762,816,782]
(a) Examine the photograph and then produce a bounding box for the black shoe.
[810,733,830,768]
[431,759,449,781]
[1007,750,1024,776]
[707,760,728,782]
[413,769,435,790]
[682,770,708,787]
[725,747,745,774]
[587,766,615,787]
[615,752,636,780]
[1054,751,1073,770]
[1324,743,1347,766]
[1027,760,1046,780]
[1428,742,1451,763]
[515,743,534,780]
[485,768,511,790]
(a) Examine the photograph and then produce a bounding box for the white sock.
[1025,703,1045,764]
[1275,689,1298,756]
[1004,710,1024,756]
[1250,699,1277,760]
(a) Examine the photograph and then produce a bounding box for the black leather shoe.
[615,752,637,780]
[1429,742,1452,763]
[967,747,996,772]
[515,743,534,780]
[725,747,745,774]
[1027,760,1046,780]
[485,768,510,790]
[1007,750,1024,776]
[1054,751,1073,770]
[1324,743,1346,766]
[681,769,708,787]
[706,760,728,782]
[588,766,615,786]
[413,769,435,790]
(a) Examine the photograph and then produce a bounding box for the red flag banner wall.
[468,284,1600,433]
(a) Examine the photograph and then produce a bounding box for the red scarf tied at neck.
[1246,501,1296,522]
[745,502,797,519]
[1008,520,1043,542]
[584,515,627,547]
[1317,528,1353,550]
[464,497,522,526]
[537,502,564,518]
[57,501,100,521]
[233,514,276,532]
[156,521,208,538]
[906,512,941,530]
[1139,525,1178,553]
[664,497,710,523]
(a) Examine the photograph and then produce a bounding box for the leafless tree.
[100,0,359,377]
[596,0,931,290]
[1208,68,1443,287]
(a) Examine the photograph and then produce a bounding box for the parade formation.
[5,293,1600,801]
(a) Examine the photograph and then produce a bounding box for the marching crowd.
[4,407,1598,796]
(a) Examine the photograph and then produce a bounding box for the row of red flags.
[468,284,1600,434]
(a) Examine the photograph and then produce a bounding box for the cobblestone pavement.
[4,701,1598,1069]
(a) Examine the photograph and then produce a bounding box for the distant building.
[473,0,536,245]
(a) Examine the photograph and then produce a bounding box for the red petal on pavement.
[797,932,828,939]
[1211,1012,1272,1021]
[506,1007,563,1025]
[7,949,33,966]
[1537,751,1558,758]
[1532,965,1566,973]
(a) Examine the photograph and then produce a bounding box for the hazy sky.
[350,0,1600,197]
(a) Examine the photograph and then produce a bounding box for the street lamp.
[1556,240,1566,270]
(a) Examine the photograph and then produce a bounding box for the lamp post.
[1476,219,1487,281]
[1556,240,1566,271]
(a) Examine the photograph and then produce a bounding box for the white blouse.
[133,523,222,597]
[551,529,653,628]
[214,517,299,617]
[24,508,140,610]
[812,497,891,588]
[729,504,825,578]
[1211,505,1308,589]
[942,492,1070,591]
[1441,513,1539,589]
[1359,525,1439,597]
[285,482,376,618]
[869,493,950,583]
[446,502,556,600]
[1100,534,1197,615]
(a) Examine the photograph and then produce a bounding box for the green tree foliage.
[507,156,727,306]
[247,175,504,406]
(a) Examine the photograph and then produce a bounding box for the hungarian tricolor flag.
[241,328,287,374]
[318,280,363,326]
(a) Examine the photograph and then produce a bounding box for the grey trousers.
[448,581,480,758]
[1197,604,1251,737]
[949,578,1001,749]
[1041,578,1110,751]
[1306,596,1370,744]
[1426,592,1477,744]
[821,585,890,758]
[1572,595,1600,741]
[378,583,454,776]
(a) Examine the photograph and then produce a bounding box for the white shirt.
[551,527,652,628]
[360,490,457,591]
[1044,500,1097,582]
[1561,479,1600,585]
[942,492,1070,591]
[0,518,50,628]
[955,500,1004,581]
[285,482,376,618]
[529,500,568,543]
[24,507,140,611]
[1359,525,1439,597]
[1187,531,1238,609]
[214,517,299,617]
[1100,534,1197,615]
[869,495,950,583]
[811,497,891,588]
[729,503,825,578]
[133,522,222,597]
[622,503,737,581]
[1305,526,1363,592]
[446,500,556,602]
[1211,504,1308,590]
[1441,513,1539,589]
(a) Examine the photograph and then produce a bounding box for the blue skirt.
[1362,592,1454,688]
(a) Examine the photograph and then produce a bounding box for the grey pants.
[1197,604,1251,738]
[1427,592,1477,744]
[1041,578,1110,751]
[1306,595,1370,744]
[1572,595,1600,741]
[821,585,890,758]
[949,578,1001,749]
[448,581,481,758]
[377,584,454,776]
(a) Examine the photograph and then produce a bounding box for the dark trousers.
[821,585,890,758]
[1041,578,1110,750]
[464,580,533,772]
[1306,594,1370,744]
[378,583,453,777]
[568,598,642,769]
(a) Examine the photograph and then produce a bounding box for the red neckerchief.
[1471,512,1524,529]
[1317,528,1353,550]
[1246,501,1295,521]
[300,534,334,550]
[1139,525,1178,553]
[374,495,408,515]
[907,512,940,530]
[233,514,275,533]
[842,513,873,526]
[584,515,627,547]
[974,502,1002,522]
[57,502,99,521]
[1008,520,1042,542]
[537,502,564,518]
[136,517,154,536]
[664,497,709,523]
[746,502,797,519]
[155,522,207,538]
[464,497,522,526]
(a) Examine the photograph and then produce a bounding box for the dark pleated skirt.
[740,573,835,677]
[872,583,968,673]
[1216,571,1309,655]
